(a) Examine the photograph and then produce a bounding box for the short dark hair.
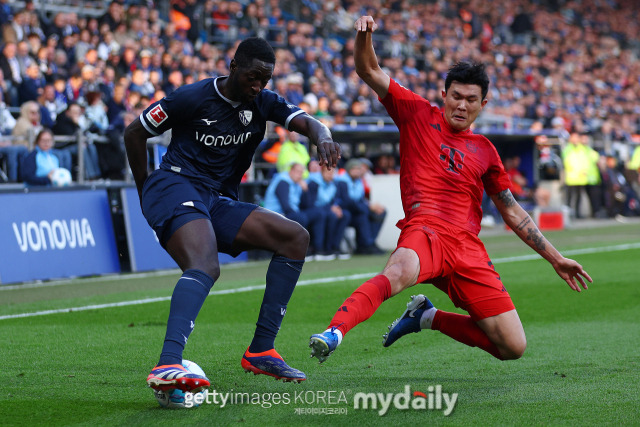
[234,37,276,68]
[444,61,490,100]
[35,128,53,145]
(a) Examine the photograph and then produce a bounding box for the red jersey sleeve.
[380,78,431,126]
[481,139,512,196]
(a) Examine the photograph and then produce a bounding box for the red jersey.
[380,79,511,235]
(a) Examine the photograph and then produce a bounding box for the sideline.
[1,243,639,321]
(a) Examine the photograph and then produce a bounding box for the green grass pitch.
[1,223,639,426]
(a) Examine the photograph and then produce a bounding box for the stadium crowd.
[0,0,638,221]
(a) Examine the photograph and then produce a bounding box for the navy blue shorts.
[141,169,258,256]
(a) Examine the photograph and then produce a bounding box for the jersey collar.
[214,76,242,108]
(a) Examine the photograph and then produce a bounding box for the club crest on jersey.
[146,104,168,127]
[239,110,253,126]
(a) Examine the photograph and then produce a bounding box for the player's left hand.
[317,139,341,170]
[553,257,592,292]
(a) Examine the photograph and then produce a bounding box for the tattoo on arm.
[526,227,546,251]
[516,216,532,231]
[496,189,516,208]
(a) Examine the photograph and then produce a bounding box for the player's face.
[229,58,274,103]
[442,82,488,132]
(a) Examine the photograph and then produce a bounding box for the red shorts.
[396,215,515,321]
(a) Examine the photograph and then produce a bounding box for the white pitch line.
[1,243,639,321]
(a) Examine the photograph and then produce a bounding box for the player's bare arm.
[354,16,390,99]
[124,117,153,199]
[289,114,341,169]
[490,189,592,292]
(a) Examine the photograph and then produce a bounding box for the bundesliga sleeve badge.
[147,105,168,127]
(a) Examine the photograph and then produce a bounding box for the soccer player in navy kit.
[124,37,341,392]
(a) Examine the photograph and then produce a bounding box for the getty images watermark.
[184,384,458,416]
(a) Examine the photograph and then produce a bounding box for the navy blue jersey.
[139,77,306,199]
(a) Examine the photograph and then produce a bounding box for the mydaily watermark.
[183,384,457,416]
[354,384,458,416]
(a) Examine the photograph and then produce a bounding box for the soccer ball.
[153,360,208,409]
[50,168,72,187]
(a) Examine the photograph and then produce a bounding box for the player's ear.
[481,98,488,108]
[229,59,237,73]
[441,90,447,100]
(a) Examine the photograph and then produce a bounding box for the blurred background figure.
[276,129,310,177]
[304,164,351,259]
[263,162,328,259]
[335,158,386,255]
[21,128,71,186]
[562,133,599,218]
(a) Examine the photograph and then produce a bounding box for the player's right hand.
[317,140,341,170]
[552,257,592,292]
[355,16,377,32]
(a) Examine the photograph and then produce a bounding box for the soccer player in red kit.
[309,16,592,363]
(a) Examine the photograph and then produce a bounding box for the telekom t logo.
[439,143,465,174]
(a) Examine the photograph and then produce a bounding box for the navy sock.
[158,269,214,366]
[249,255,304,353]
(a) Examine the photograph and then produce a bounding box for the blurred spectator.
[626,143,640,196]
[162,69,184,96]
[582,135,605,218]
[85,91,125,179]
[304,164,351,259]
[0,93,28,182]
[0,42,21,106]
[562,133,600,218]
[18,62,46,105]
[12,100,42,149]
[263,162,328,257]
[535,135,562,181]
[372,153,399,175]
[504,155,532,201]
[601,154,640,219]
[52,102,101,180]
[21,128,71,186]
[129,68,155,97]
[0,91,15,135]
[99,1,124,32]
[38,84,63,128]
[335,158,386,255]
[276,129,310,177]
[284,73,304,106]
[84,91,109,134]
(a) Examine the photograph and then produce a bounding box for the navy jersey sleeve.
[255,89,306,130]
[139,83,204,136]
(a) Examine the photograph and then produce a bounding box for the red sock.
[328,275,391,336]
[432,310,504,360]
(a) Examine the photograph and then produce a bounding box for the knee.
[294,222,310,247]
[279,221,309,258]
[203,264,221,283]
[500,337,527,360]
[383,264,417,296]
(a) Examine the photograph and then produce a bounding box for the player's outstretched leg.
[382,294,436,347]
[309,275,392,363]
[309,326,343,363]
[241,347,306,382]
[147,364,211,393]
